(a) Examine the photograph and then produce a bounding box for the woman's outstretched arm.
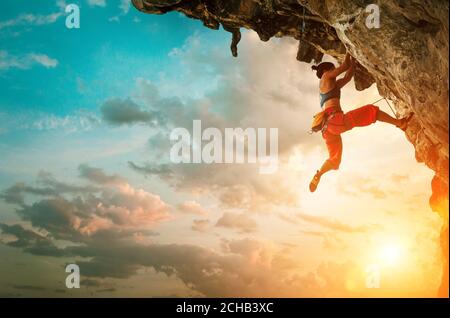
[323,52,351,79]
[336,56,355,88]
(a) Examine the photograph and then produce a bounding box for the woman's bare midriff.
[323,98,341,110]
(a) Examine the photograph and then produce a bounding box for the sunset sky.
[0,1,443,297]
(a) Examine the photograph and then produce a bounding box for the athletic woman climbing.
[309,52,413,192]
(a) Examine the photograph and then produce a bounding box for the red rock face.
[132,0,449,297]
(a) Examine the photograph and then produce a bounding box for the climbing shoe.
[309,170,321,193]
[397,113,414,131]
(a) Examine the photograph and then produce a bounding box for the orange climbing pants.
[322,104,379,169]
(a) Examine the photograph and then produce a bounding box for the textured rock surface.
[132,0,449,297]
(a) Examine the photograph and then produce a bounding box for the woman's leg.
[377,110,413,130]
[317,159,337,177]
[376,109,402,126]
[310,133,342,192]
[345,104,412,131]
[309,159,336,192]
[344,104,379,130]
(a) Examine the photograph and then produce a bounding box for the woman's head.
[311,62,335,79]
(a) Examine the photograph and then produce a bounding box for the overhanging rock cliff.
[132,0,449,297]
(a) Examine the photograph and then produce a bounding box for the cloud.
[108,0,131,22]
[0,12,62,30]
[96,288,117,293]
[1,168,171,241]
[2,110,100,135]
[191,219,210,232]
[78,164,126,185]
[1,183,53,206]
[100,98,163,126]
[216,212,258,233]
[56,1,68,10]
[128,159,299,212]
[2,218,306,296]
[81,278,102,287]
[0,51,59,70]
[128,161,174,179]
[294,212,381,233]
[0,223,49,248]
[29,54,58,68]
[221,238,277,266]
[61,238,308,296]
[337,174,388,199]
[87,0,106,7]
[119,0,131,14]
[21,111,100,132]
[11,285,46,291]
[177,201,209,216]
[0,170,98,205]
[390,174,409,183]
[300,230,348,251]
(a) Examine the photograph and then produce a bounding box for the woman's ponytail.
[311,62,335,78]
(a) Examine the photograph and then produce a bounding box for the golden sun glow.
[378,243,402,266]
